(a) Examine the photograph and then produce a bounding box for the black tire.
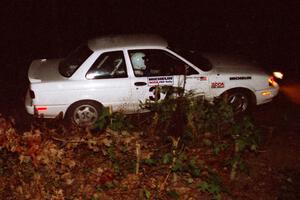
[66,100,102,127]
[223,90,252,114]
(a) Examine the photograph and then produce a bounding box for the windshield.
[59,44,93,77]
[173,49,213,72]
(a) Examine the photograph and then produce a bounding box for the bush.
[140,87,234,142]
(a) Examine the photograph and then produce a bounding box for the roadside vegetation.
[0,88,262,199]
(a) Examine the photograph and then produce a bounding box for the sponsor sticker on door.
[148,76,174,86]
[211,82,225,88]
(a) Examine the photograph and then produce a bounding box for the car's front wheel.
[66,101,102,127]
[223,90,252,114]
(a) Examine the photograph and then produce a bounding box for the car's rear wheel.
[66,101,102,127]
[223,90,251,114]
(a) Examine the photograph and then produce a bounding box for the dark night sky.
[1,0,300,72]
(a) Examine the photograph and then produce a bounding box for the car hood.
[203,53,265,75]
[28,58,64,83]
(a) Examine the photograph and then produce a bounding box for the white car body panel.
[25,34,279,118]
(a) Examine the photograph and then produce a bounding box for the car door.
[85,51,132,111]
[128,49,209,111]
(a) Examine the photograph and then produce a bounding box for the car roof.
[87,34,168,51]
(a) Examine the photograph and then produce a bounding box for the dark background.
[2,0,300,63]
[1,0,299,100]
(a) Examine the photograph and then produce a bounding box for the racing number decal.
[147,76,174,101]
[149,86,161,101]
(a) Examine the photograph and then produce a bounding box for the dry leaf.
[101,138,112,147]
[62,158,76,168]
[19,155,31,164]
[141,150,153,160]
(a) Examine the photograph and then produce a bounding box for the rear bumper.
[25,90,34,114]
[25,91,68,118]
[255,86,279,105]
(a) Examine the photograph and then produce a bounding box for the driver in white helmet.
[131,52,147,76]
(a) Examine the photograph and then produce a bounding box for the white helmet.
[131,52,146,70]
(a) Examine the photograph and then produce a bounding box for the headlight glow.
[273,71,284,79]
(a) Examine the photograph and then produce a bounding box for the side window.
[128,49,198,77]
[86,51,127,79]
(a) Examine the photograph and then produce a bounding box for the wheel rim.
[228,93,249,113]
[73,104,99,126]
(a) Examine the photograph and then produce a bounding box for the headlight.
[273,71,284,79]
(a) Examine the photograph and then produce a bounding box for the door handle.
[134,82,147,86]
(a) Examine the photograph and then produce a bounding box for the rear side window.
[59,44,93,77]
[86,51,127,79]
[128,49,198,77]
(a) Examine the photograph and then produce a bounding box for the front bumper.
[255,86,279,105]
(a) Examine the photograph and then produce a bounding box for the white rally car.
[25,34,279,126]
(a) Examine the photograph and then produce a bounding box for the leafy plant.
[229,117,260,180]
[171,158,185,172]
[231,117,260,152]
[162,153,172,164]
[162,152,201,178]
[143,158,157,166]
[140,86,234,143]
[140,87,189,137]
[109,112,134,132]
[198,174,224,200]
[144,188,151,199]
[93,108,133,132]
[213,143,229,155]
[188,157,201,177]
[167,189,180,199]
[106,145,120,173]
[93,107,110,131]
[96,181,116,191]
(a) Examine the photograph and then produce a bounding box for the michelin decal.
[229,76,252,80]
[148,76,173,86]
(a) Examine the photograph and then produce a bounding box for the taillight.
[29,90,35,99]
[36,107,47,111]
